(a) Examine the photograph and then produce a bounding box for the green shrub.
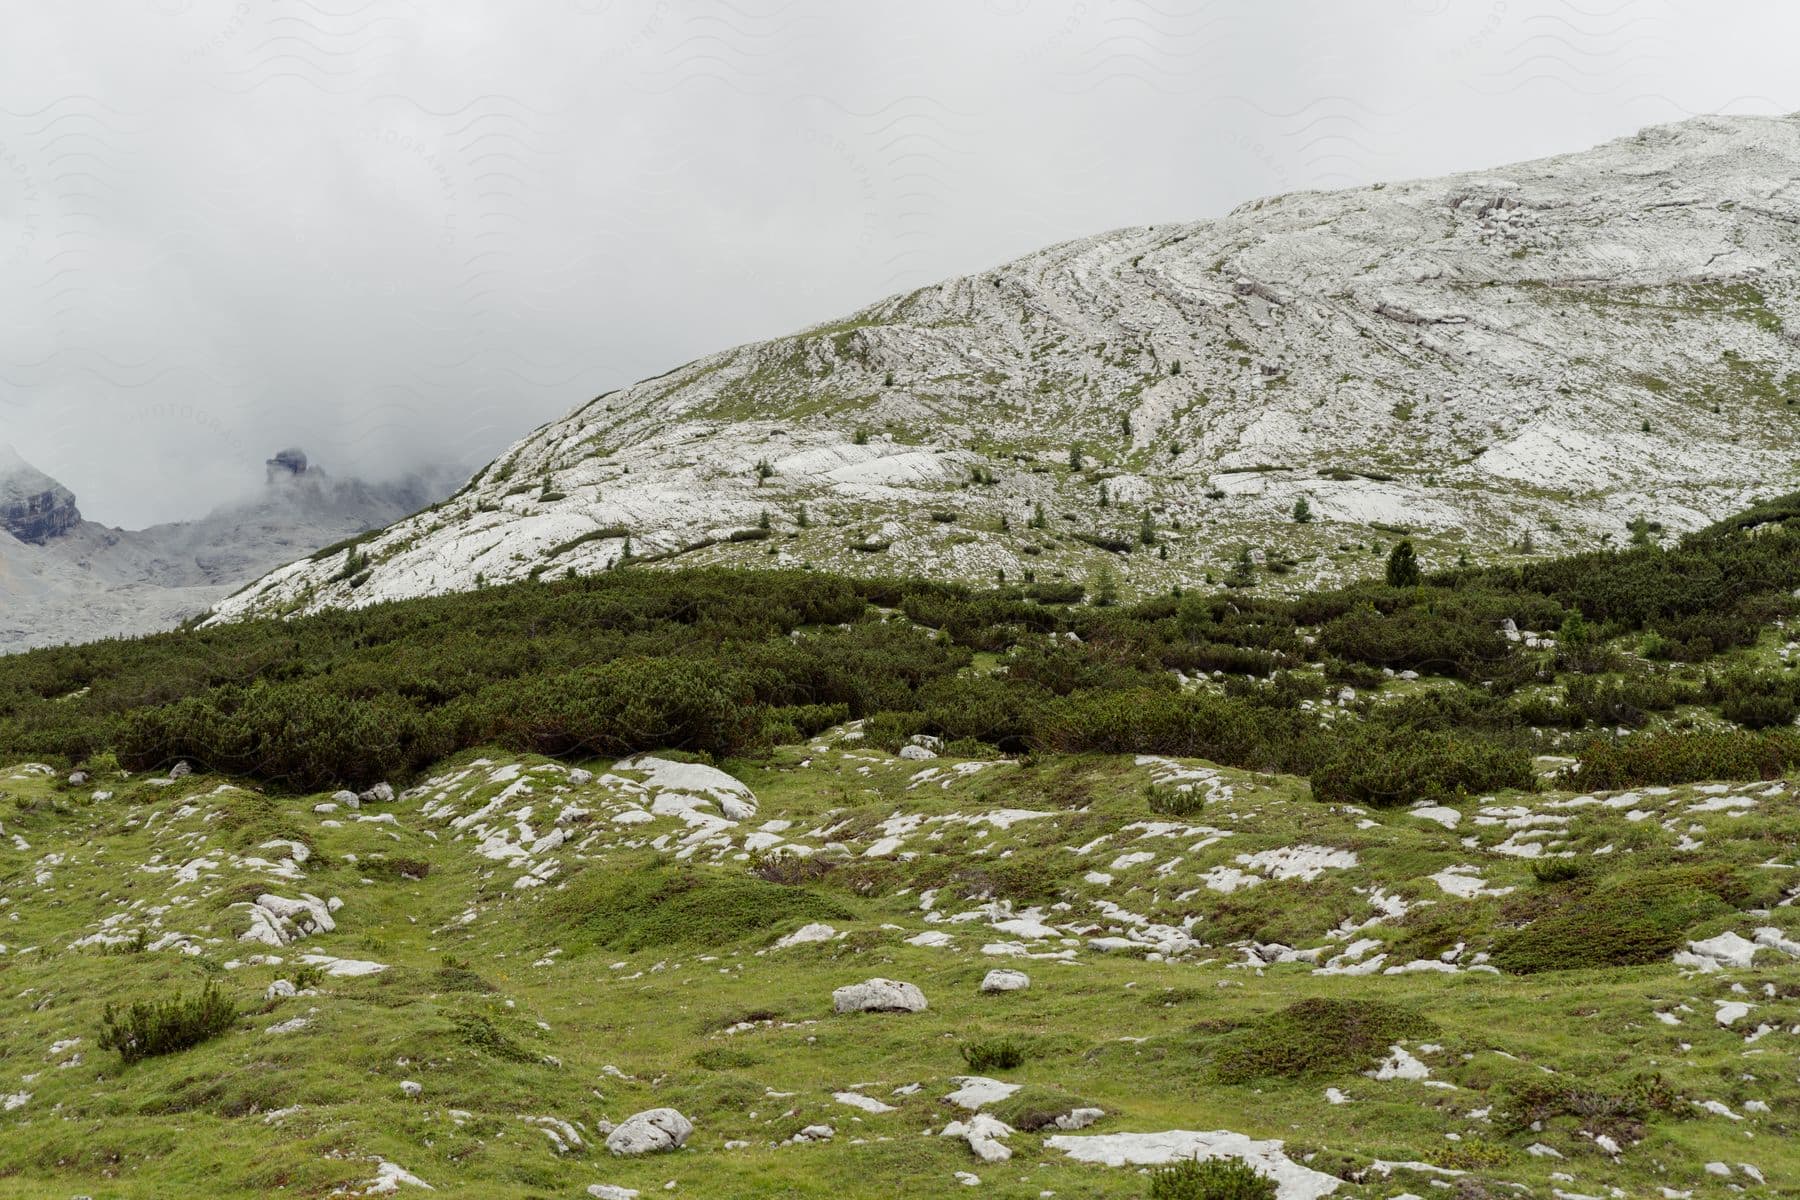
[452,1010,537,1062]
[1384,540,1420,588]
[1496,1072,1679,1143]
[1489,866,1748,973]
[99,979,237,1064]
[960,1037,1026,1072]
[1529,858,1588,884]
[1148,1157,1276,1200]
[1211,998,1432,1083]
[1572,729,1800,790]
[432,965,497,993]
[1144,782,1206,817]
[1308,729,1533,808]
[694,1046,758,1071]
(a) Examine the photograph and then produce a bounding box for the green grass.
[0,744,1796,1196]
[5,492,1800,1195]
[541,864,857,953]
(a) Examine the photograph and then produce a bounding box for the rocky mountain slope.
[0,446,457,652]
[212,114,1800,624]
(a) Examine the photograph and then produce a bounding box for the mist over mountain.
[213,115,1800,626]
[0,444,463,652]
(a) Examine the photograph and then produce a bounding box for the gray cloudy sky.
[4,1,1798,525]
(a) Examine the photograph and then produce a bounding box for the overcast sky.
[4,1,1798,525]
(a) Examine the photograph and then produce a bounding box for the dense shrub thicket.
[98,980,238,1064]
[1488,866,1759,974]
[1,492,1797,802]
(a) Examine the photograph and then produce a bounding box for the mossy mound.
[1211,997,1433,1083]
[541,864,855,953]
[1489,865,1756,974]
[988,1086,1096,1131]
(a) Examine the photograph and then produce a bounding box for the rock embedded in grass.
[605,1107,693,1155]
[833,977,927,1013]
[941,1112,1013,1162]
[980,969,1029,993]
[775,922,838,949]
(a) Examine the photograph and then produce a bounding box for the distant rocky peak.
[266,446,313,483]
[0,444,81,544]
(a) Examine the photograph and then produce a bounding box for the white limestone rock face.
[615,755,758,822]
[833,978,928,1014]
[605,1108,692,1156]
[206,115,1800,624]
[237,894,336,946]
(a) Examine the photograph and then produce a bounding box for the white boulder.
[833,978,927,1013]
[605,1107,692,1155]
[980,969,1029,993]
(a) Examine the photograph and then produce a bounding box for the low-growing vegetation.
[98,980,238,1065]
[1148,1157,1277,1200]
[1,492,1798,809]
[1210,998,1433,1083]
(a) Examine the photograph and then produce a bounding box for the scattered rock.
[944,1076,1020,1110]
[588,1187,639,1200]
[942,1112,1014,1162]
[359,782,395,805]
[834,1091,897,1114]
[1678,931,1762,971]
[400,1080,422,1098]
[238,893,336,946]
[980,969,1029,993]
[775,922,837,949]
[605,1108,692,1155]
[833,978,927,1014]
